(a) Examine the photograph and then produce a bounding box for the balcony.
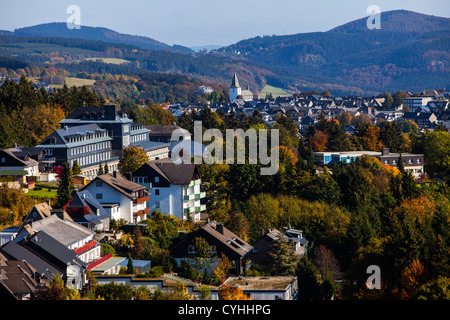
[184,192,206,201]
[188,179,201,187]
[195,205,207,212]
[134,195,150,205]
[133,207,150,217]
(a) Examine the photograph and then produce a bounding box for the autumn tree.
[72,159,81,175]
[309,130,328,152]
[119,146,149,174]
[312,245,342,281]
[213,253,232,284]
[354,124,384,151]
[219,284,251,300]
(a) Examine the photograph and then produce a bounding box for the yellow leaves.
[391,196,436,224]
[23,104,66,145]
[213,253,232,284]
[219,284,251,300]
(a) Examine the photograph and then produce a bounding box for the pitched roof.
[86,172,148,199]
[0,259,37,296]
[21,231,86,269]
[29,202,53,220]
[0,148,38,167]
[0,241,58,278]
[170,221,253,257]
[18,214,94,247]
[66,190,108,225]
[144,158,200,185]
[231,73,240,88]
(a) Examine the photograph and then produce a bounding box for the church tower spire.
[231,73,240,88]
[229,73,241,102]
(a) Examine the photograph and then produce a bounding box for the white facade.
[83,181,148,223]
[144,179,205,222]
[229,85,242,102]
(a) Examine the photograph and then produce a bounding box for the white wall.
[148,184,183,220]
[84,182,133,223]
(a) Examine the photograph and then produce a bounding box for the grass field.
[26,188,57,200]
[261,84,289,95]
[86,57,130,65]
[65,77,96,87]
[49,77,96,89]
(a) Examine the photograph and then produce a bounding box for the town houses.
[0,77,449,301]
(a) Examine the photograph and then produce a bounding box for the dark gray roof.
[67,190,109,225]
[1,240,58,278]
[22,231,86,269]
[144,158,200,185]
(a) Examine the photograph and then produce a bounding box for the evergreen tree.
[104,162,109,174]
[72,159,81,175]
[98,161,104,175]
[296,257,322,300]
[127,253,135,274]
[56,162,74,208]
[268,239,300,276]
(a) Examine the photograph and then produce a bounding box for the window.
[1,157,5,163]
[392,160,397,165]
[155,176,159,183]
[188,245,195,253]
[154,189,160,196]
[96,181,103,187]
[96,193,103,200]
[417,158,422,164]
[155,202,160,208]
[384,160,389,164]
[409,159,413,164]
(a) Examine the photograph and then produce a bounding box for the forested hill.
[218,10,450,93]
[13,22,192,53]
[1,10,449,96]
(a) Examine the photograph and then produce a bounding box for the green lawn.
[261,84,288,95]
[26,188,57,199]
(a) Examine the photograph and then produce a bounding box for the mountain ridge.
[13,22,192,53]
[1,10,449,95]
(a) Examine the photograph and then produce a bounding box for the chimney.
[113,171,118,178]
[216,223,224,235]
[104,104,117,120]
[64,126,68,132]
[382,148,389,156]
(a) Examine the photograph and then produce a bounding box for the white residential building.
[81,171,150,224]
[132,159,206,222]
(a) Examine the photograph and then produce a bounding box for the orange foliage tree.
[218,284,251,300]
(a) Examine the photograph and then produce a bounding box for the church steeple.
[230,73,240,88]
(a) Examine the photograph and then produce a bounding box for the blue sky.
[1,0,449,47]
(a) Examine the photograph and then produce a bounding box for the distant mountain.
[218,10,450,94]
[190,45,223,52]
[329,9,450,33]
[14,22,192,53]
[2,11,449,96]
